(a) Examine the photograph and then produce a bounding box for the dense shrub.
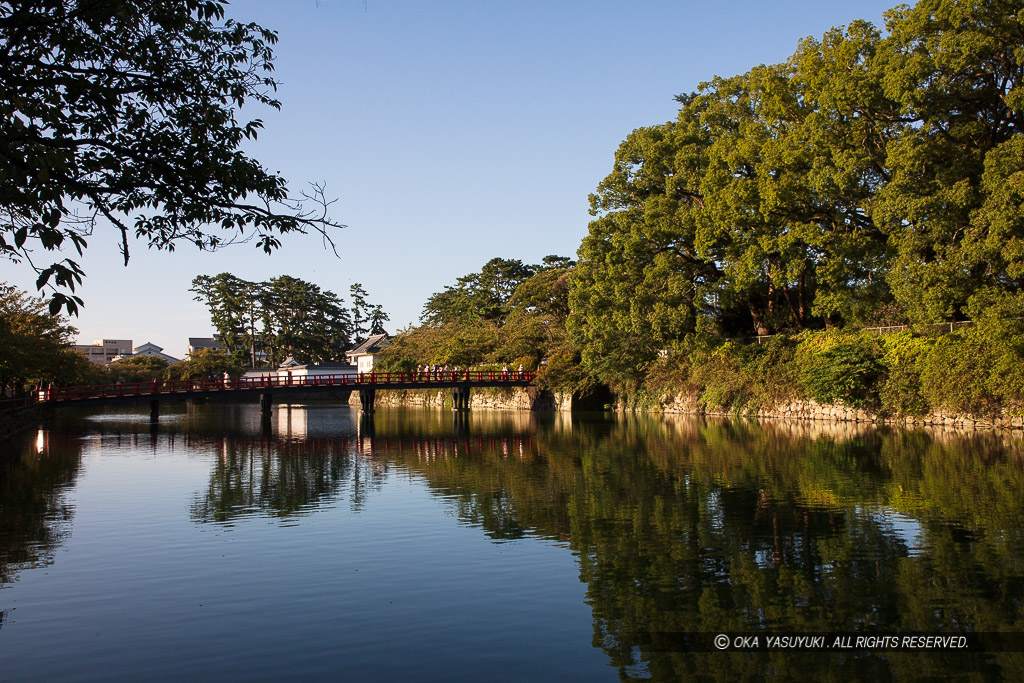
[690,342,749,411]
[683,336,802,413]
[878,332,932,417]
[798,336,884,409]
[741,336,802,409]
[919,329,1024,417]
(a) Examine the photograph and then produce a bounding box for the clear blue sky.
[7,0,900,358]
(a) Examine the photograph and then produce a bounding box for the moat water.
[1,402,1023,681]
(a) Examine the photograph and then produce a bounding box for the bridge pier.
[150,399,159,422]
[359,389,376,413]
[451,385,471,411]
[260,393,272,433]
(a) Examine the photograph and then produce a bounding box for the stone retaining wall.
[652,391,1024,432]
[354,385,1021,434]
[357,387,571,411]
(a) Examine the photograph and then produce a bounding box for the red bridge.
[37,370,537,416]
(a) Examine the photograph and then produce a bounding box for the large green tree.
[570,0,1024,390]
[190,273,263,365]
[264,275,350,365]
[191,273,366,367]
[872,0,1024,323]
[0,282,100,392]
[421,257,537,326]
[568,119,719,387]
[349,282,389,344]
[0,0,343,315]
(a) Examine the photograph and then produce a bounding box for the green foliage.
[0,0,342,315]
[874,0,1024,324]
[798,336,884,409]
[537,338,597,395]
[878,331,933,417]
[919,328,1024,417]
[683,336,802,412]
[191,273,366,367]
[567,0,1024,395]
[349,283,389,344]
[166,348,244,380]
[107,355,170,384]
[0,282,88,391]
[375,321,499,371]
[421,258,537,326]
[689,343,750,411]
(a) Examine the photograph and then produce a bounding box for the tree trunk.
[749,301,771,336]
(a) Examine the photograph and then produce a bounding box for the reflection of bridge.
[38,371,536,417]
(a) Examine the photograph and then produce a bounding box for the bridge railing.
[38,370,536,403]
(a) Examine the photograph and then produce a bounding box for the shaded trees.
[0,0,343,315]
[107,355,169,384]
[0,282,99,392]
[166,347,243,380]
[191,273,383,367]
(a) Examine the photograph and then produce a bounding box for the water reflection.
[0,429,81,593]
[3,404,1024,679]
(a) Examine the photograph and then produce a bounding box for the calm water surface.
[2,402,1024,681]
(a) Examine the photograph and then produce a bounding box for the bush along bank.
[625,325,1024,430]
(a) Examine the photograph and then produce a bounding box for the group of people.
[416,364,460,380]
[412,363,526,380]
[499,364,525,380]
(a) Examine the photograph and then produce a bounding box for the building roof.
[188,337,222,350]
[277,356,355,371]
[347,333,389,356]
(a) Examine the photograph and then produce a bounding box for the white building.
[73,338,133,364]
[345,334,389,374]
[242,357,357,384]
[133,342,180,364]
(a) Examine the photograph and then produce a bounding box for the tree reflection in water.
[0,429,83,624]
[3,404,1024,679]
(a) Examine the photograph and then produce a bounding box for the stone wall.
[358,386,572,411]
[353,384,1022,434]
[650,390,1024,432]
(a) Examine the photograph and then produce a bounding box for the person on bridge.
[517,364,524,379]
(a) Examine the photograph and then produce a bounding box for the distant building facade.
[133,342,180,364]
[346,334,389,373]
[187,337,224,355]
[242,356,356,383]
[73,339,133,365]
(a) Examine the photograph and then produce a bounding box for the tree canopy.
[567,0,1024,387]
[380,256,585,381]
[0,282,99,392]
[191,273,388,368]
[420,257,538,326]
[0,0,342,315]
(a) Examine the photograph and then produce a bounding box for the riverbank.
[366,383,1024,434]
[650,391,1024,435]
[358,386,570,411]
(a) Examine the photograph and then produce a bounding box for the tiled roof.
[347,333,389,355]
[188,336,222,349]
